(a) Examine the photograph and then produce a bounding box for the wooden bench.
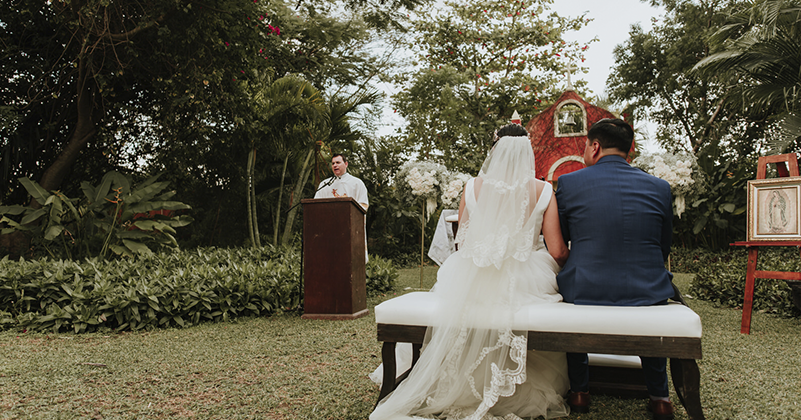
[374,291,705,420]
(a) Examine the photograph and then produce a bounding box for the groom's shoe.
[647,399,675,420]
[566,391,590,413]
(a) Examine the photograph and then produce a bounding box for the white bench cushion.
[375,292,702,338]
[588,354,642,369]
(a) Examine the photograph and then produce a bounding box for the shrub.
[0,246,399,333]
[366,255,398,296]
[0,246,301,333]
[684,247,801,318]
[0,171,193,260]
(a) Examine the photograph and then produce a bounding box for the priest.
[314,154,369,211]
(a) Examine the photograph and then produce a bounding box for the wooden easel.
[731,153,801,334]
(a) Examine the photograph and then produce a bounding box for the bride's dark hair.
[493,123,528,146]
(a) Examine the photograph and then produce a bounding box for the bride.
[370,124,571,420]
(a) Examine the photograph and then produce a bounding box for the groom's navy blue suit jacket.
[555,155,674,306]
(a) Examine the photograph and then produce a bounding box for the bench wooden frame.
[376,323,704,420]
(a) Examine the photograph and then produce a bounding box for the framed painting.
[747,177,801,241]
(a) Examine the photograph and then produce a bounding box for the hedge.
[0,247,398,333]
[671,247,801,318]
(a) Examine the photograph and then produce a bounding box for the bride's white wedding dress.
[370,136,569,420]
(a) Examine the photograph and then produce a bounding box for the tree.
[1,0,421,252]
[607,0,774,249]
[0,1,270,200]
[391,0,591,173]
[694,0,801,154]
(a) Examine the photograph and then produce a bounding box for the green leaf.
[61,196,82,221]
[80,181,97,204]
[167,215,194,228]
[719,203,736,213]
[20,208,47,225]
[49,194,64,224]
[132,220,163,231]
[128,180,169,204]
[0,205,27,216]
[19,178,51,206]
[44,225,65,241]
[128,201,191,214]
[115,230,153,239]
[110,244,133,258]
[155,190,176,201]
[692,216,708,235]
[1,216,28,231]
[123,239,153,255]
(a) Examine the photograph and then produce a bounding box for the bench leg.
[670,358,705,420]
[376,341,397,407]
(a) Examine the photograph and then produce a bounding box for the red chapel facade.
[525,90,634,184]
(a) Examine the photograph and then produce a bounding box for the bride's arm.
[457,177,481,226]
[541,186,569,267]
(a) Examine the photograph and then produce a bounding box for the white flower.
[441,173,471,208]
[395,161,449,219]
[632,152,705,218]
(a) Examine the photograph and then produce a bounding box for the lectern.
[301,197,368,320]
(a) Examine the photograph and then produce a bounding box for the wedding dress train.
[370,136,569,420]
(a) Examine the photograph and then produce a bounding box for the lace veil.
[371,136,563,420]
[456,136,543,268]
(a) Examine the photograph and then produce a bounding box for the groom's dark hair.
[587,118,633,153]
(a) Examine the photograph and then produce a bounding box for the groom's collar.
[595,155,629,165]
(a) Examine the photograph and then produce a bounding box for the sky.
[376,0,665,149]
[549,0,663,97]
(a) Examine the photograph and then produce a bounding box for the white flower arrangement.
[632,152,705,218]
[395,161,448,219]
[441,172,472,209]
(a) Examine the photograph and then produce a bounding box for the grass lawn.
[1,266,799,419]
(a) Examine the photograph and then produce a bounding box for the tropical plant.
[242,72,328,247]
[693,0,801,154]
[0,171,193,259]
[278,90,380,246]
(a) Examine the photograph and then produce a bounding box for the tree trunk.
[250,149,261,248]
[282,148,314,245]
[38,56,99,195]
[246,148,256,247]
[273,154,289,246]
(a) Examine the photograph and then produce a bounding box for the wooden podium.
[301,197,368,320]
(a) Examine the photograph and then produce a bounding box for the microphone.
[315,175,337,193]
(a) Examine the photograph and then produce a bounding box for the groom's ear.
[586,140,601,165]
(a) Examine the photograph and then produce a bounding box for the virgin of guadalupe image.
[767,189,789,233]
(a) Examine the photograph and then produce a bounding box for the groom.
[555,118,676,420]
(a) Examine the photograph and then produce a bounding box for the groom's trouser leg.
[566,352,590,393]
[640,356,669,398]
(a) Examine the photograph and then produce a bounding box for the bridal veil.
[370,136,568,420]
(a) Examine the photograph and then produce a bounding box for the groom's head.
[583,118,633,166]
